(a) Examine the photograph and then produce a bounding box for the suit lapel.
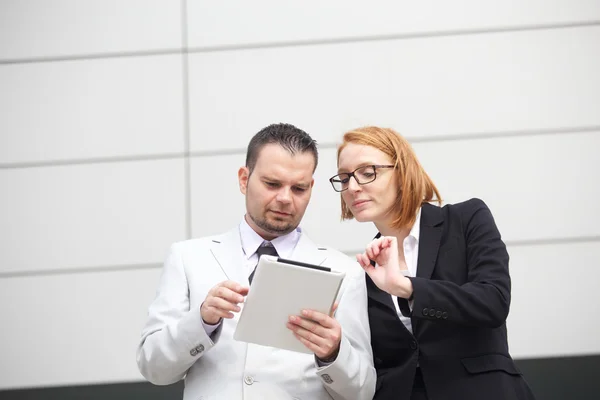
[290,232,328,266]
[366,273,397,311]
[365,232,397,312]
[210,228,329,285]
[365,204,445,315]
[416,203,444,280]
[210,227,247,284]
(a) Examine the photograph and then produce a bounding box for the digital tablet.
[233,255,346,354]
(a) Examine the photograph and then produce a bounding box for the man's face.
[238,143,315,240]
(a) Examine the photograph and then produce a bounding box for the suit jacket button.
[321,374,334,384]
[410,340,418,350]
[196,344,205,353]
[422,308,429,316]
[436,311,442,318]
[428,308,436,317]
[442,312,448,319]
[190,348,198,356]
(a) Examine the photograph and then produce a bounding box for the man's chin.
[262,221,295,235]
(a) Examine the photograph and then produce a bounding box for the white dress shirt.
[238,216,301,276]
[202,217,302,334]
[391,209,421,334]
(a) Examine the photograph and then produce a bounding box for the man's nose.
[276,187,292,203]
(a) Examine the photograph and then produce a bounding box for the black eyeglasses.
[329,165,395,192]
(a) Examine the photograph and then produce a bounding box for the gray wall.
[1,0,599,392]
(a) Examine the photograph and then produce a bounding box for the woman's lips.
[352,200,370,208]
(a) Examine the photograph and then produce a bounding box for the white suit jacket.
[137,227,375,400]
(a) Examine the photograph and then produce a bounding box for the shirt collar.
[408,208,421,243]
[239,216,301,259]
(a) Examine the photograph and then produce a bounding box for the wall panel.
[0,267,162,389]
[0,159,186,275]
[187,0,600,48]
[189,26,600,152]
[0,0,181,60]
[0,54,184,164]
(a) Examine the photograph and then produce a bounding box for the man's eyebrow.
[262,176,310,188]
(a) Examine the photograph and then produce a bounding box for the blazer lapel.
[210,227,247,284]
[416,203,444,280]
[365,232,397,312]
[366,273,397,311]
[290,232,328,266]
[363,206,445,332]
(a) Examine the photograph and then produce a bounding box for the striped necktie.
[249,241,279,284]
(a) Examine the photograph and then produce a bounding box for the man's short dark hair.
[245,123,318,174]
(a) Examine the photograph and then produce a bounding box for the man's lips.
[270,210,292,217]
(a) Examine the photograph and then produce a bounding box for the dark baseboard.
[1,355,598,399]
[515,355,598,400]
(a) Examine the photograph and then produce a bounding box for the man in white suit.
[137,123,375,400]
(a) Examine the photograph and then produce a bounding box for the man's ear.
[238,166,249,195]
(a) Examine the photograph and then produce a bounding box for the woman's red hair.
[337,126,442,230]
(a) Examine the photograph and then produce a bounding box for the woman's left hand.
[356,236,413,299]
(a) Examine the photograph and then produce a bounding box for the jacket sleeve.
[317,263,376,400]
[136,243,222,385]
[404,198,511,328]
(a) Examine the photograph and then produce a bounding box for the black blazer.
[368,198,536,400]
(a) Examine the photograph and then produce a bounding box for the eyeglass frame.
[329,164,395,192]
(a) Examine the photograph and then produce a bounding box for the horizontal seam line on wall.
[3,354,600,391]
[0,377,166,392]
[0,262,162,279]
[505,235,600,247]
[0,152,185,169]
[393,125,600,144]
[190,125,600,155]
[0,48,183,65]
[1,20,599,65]
[2,236,599,279]
[343,235,600,256]
[1,125,598,169]
[188,20,600,54]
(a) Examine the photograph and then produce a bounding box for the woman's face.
[337,142,398,225]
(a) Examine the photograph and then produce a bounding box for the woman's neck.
[374,220,410,244]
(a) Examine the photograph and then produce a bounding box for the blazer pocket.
[461,354,522,376]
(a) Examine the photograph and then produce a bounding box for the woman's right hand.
[356,236,414,299]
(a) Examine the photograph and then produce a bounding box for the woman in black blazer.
[329,126,535,400]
